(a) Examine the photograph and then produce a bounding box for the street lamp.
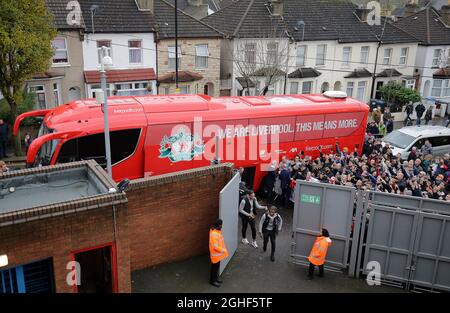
[100,46,113,178]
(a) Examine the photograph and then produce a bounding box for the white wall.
[416,45,450,97]
[82,33,156,70]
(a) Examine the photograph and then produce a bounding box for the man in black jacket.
[415,103,426,126]
[239,190,267,248]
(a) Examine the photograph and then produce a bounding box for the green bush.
[379,83,421,113]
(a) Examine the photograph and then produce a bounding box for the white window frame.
[296,45,307,67]
[97,40,112,64]
[289,81,299,94]
[383,48,392,65]
[128,40,143,64]
[195,44,209,68]
[432,49,442,68]
[316,45,327,66]
[302,81,313,94]
[402,79,415,90]
[399,47,408,65]
[168,45,182,70]
[360,46,369,65]
[346,81,354,97]
[356,81,367,101]
[431,79,450,97]
[244,43,256,67]
[179,85,190,94]
[114,81,150,96]
[88,83,112,98]
[267,42,278,65]
[52,37,69,65]
[28,85,46,109]
[342,47,352,67]
[53,83,60,107]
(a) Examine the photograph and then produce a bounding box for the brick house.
[153,0,225,96]
[25,0,87,109]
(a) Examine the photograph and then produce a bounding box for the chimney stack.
[270,0,284,16]
[440,2,450,27]
[136,0,154,13]
[355,7,372,22]
[404,3,419,17]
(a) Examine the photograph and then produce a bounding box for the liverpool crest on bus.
[159,127,205,162]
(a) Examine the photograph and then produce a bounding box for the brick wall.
[0,203,130,293]
[127,164,233,271]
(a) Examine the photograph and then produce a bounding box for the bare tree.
[232,19,290,96]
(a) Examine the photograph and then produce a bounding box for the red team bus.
[14,93,369,190]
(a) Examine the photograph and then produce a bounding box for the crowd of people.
[260,136,450,204]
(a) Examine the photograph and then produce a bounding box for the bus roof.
[43,94,369,133]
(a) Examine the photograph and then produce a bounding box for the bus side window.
[57,129,141,167]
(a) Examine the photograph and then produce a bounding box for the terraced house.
[152,0,225,96]
[202,0,420,103]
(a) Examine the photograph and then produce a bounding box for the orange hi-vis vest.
[308,236,332,266]
[209,229,229,264]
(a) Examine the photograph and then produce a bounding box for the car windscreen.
[383,130,416,149]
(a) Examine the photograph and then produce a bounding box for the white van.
[382,126,450,159]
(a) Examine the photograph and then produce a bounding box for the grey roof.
[288,68,322,79]
[376,68,403,77]
[45,0,85,30]
[202,0,419,43]
[393,0,449,17]
[154,0,224,39]
[344,68,372,78]
[78,0,156,33]
[394,7,450,45]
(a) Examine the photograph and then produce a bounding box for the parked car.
[381,125,450,159]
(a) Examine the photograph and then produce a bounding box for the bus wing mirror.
[14,109,51,136]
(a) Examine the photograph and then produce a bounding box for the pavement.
[131,204,404,293]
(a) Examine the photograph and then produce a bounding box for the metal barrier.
[292,181,450,292]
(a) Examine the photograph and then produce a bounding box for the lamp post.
[284,21,304,94]
[175,0,179,92]
[100,46,113,177]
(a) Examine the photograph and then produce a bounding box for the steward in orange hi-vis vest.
[209,219,229,287]
[307,229,332,279]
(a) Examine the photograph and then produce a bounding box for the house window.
[316,45,327,66]
[296,45,307,66]
[168,46,182,70]
[431,79,450,97]
[432,49,442,68]
[302,81,313,94]
[383,48,392,65]
[290,82,299,94]
[179,86,190,94]
[195,44,209,68]
[244,43,256,68]
[399,47,408,65]
[356,81,367,101]
[53,83,60,106]
[115,81,149,96]
[129,40,142,64]
[52,37,68,64]
[88,84,111,98]
[97,40,112,64]
[267,42,278,65]
[28,85,46,109]
[346,82,354,97]
[360,46,369,65]
[342,47,352,67]
[402,79,415,90]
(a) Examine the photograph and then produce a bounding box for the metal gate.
[291,181,358,270]
[219,173,240,274]
[358,192,450,292]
